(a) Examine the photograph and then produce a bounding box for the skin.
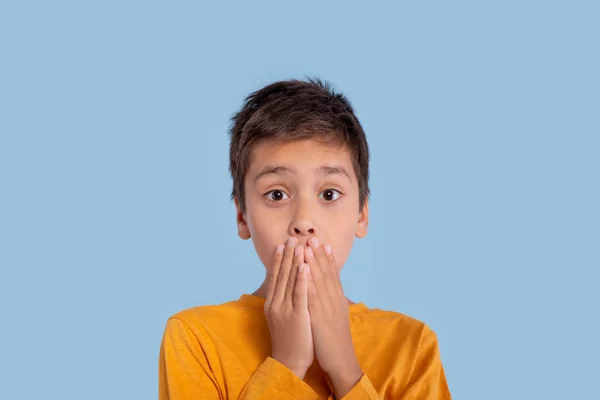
[233,138,369,398]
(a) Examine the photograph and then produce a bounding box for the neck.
[252,283,356,305]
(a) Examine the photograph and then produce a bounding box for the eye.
[265,189,289,203]
[318,189,341,202]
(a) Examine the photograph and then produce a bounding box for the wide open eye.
[318,189,341,202]
[265,189,289,203]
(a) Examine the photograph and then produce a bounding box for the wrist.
[290,367,307,380]
[272,357,308,380]
[327,361,363,399]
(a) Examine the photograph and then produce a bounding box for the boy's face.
[234,138,368,273]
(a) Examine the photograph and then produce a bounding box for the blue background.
[1,1,598,399]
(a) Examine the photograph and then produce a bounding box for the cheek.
[333,237,354,271]
[247,211,287,269]
[330,222,357,271]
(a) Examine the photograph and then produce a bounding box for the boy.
[158,78,452,399]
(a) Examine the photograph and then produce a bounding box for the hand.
[305,238,363,398]
[264,237,314,380]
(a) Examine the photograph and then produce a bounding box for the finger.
[265,243,285,307]
[306,263,320,313]
[304,245,328,299]
[323,244,344,297]
[273,237,297,306]
[309,238,338,296]
[309,238,332,276]
[284,245,304,303]
[293,263,310,311]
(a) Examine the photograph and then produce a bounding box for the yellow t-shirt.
[159,294,451,399]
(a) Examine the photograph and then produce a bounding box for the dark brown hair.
[228,77,370,214]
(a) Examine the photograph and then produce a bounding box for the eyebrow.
[253,164,351,183]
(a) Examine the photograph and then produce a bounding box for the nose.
[289,200,317,238]
[292,223,315,236]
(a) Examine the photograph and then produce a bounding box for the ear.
[234,197,251,240]
[355,199,369,238]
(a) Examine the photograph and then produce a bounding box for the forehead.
[248,138,354,175]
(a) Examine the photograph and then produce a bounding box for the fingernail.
[294,245,302,256]
[306,247,313,258]
[310,237,319,247]
[324,244,332,254]
[276,244,284,254]
[287,237,297,247]
[299,263,305,273]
